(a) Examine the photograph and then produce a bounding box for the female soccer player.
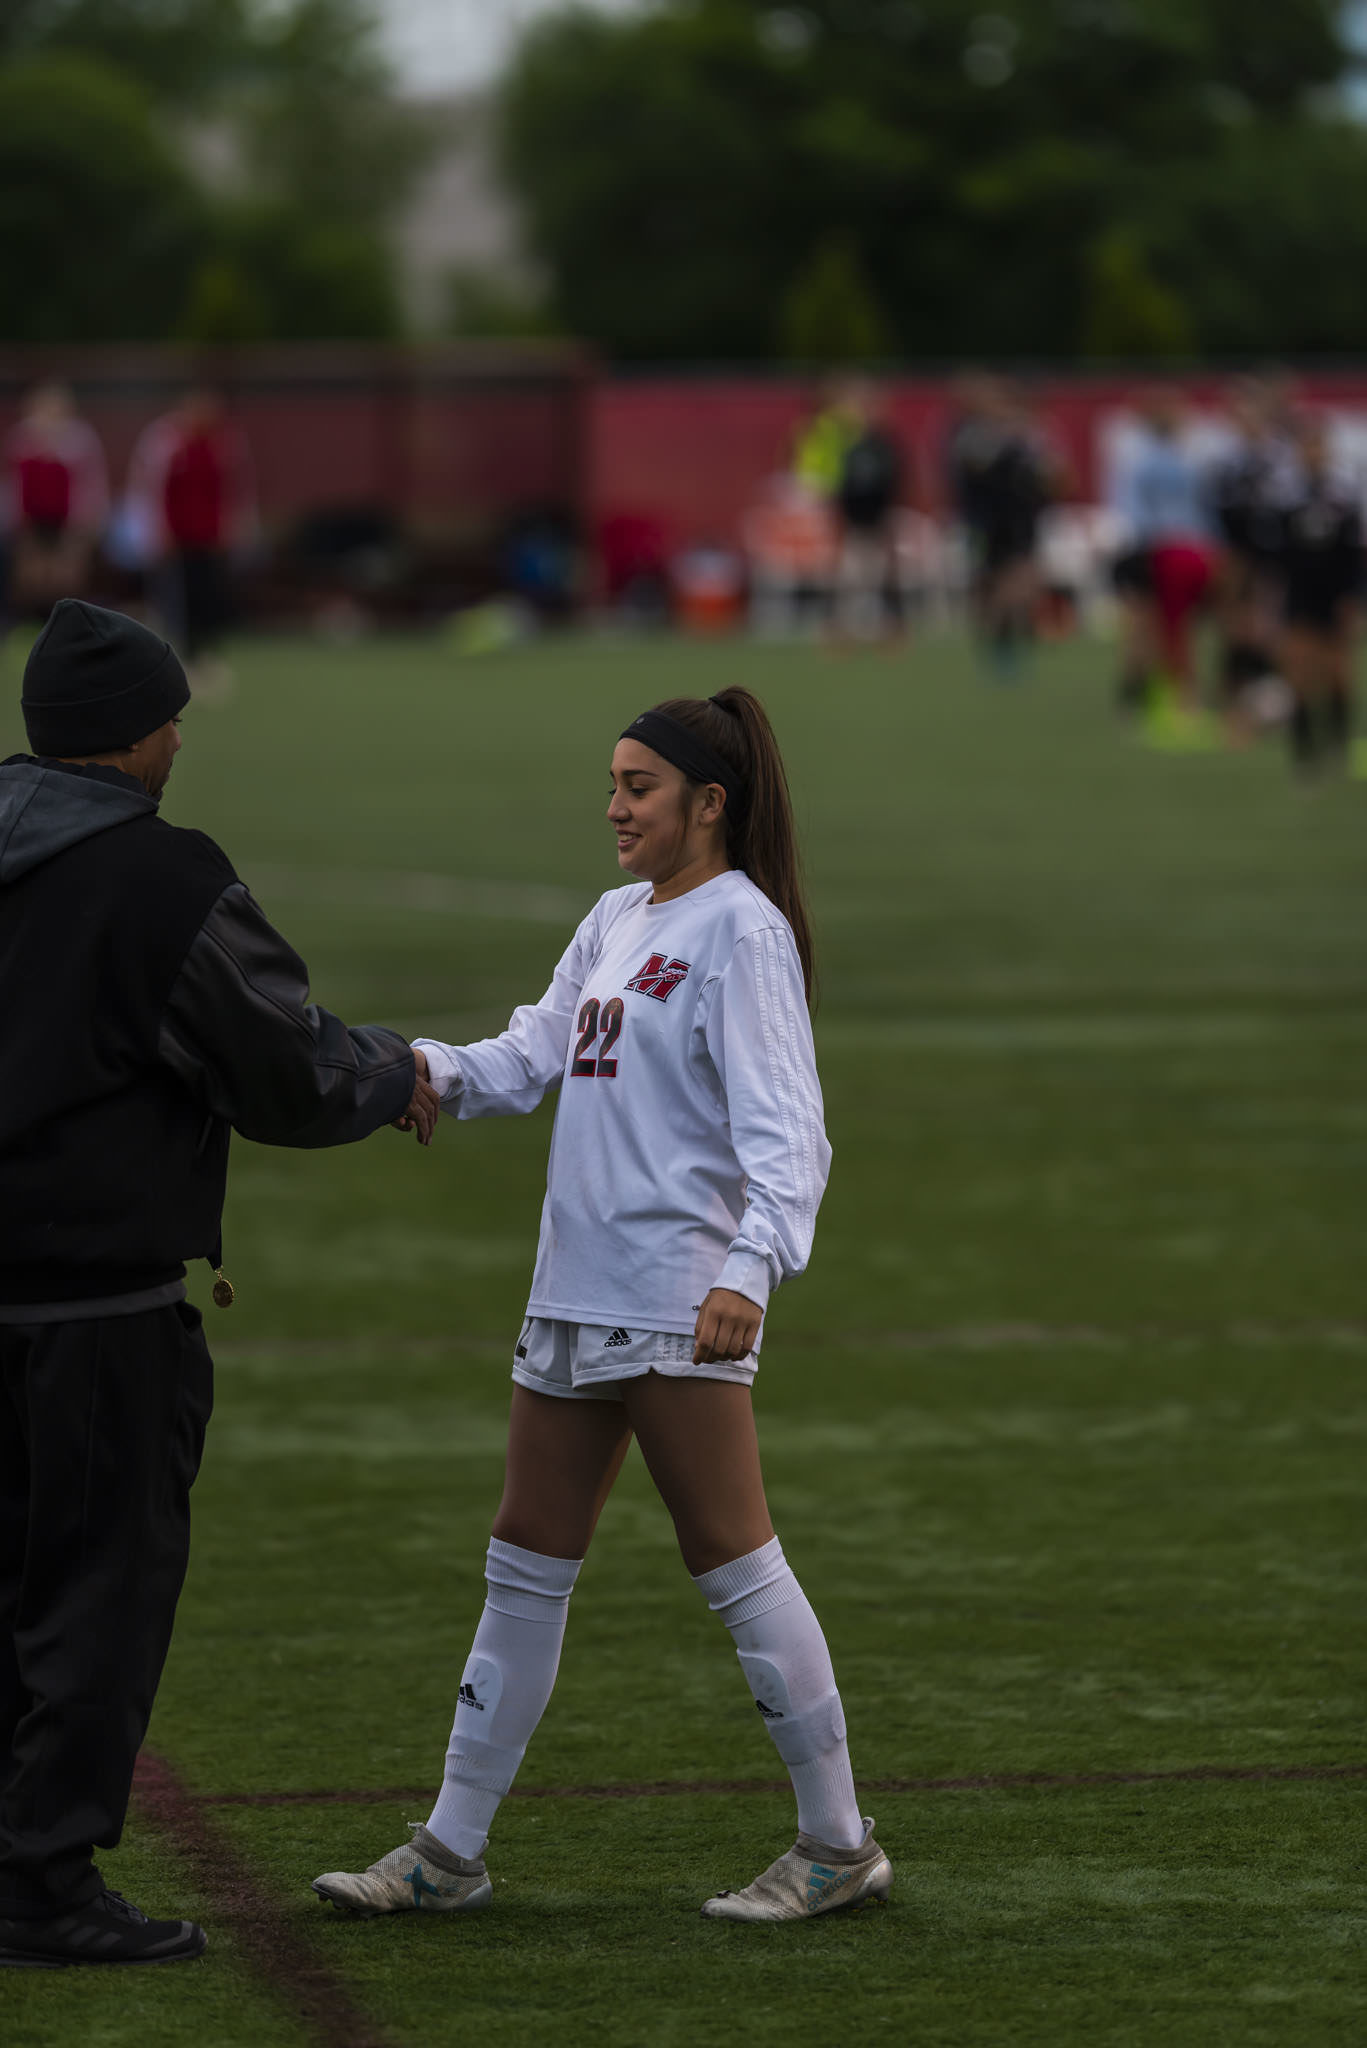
[1275,412,1361,774]
[1112,388,1218,706]
[312,687,891,1923]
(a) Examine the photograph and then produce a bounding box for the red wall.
[7,348,1367,556]
[0,345,593,540]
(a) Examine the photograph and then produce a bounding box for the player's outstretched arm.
[413,915,598,1120]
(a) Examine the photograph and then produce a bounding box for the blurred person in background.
[1274,411,1362,776]
[1209,376,1297,741]
[947,375,1054,675]
[831,381,906,647]
[1,384,108,629]
[790,377,860,504]
[1106,528,1159,714]
[1110,389,1218,711]
[125,387,256,694]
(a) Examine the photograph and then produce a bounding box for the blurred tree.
[235,0,431,245]
[1079,232,1194,362]
[0,54,203,341]
[0,0,255,101]
[442,266,565,343]
[175,254,270,344]
[498,0,1364,361]
[499,6,799,359]
[0,0,425,341]
[779,236,893,361]
[1137,115,1367,356]
[174,203,401,343]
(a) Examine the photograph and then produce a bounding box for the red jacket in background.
[3,417,109,536]
[126,413,256,558]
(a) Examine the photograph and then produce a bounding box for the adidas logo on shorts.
[603,1328,632,1349]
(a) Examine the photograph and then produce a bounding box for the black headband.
[620,707,746,815]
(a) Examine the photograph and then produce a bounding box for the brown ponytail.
[647,686,815,1003]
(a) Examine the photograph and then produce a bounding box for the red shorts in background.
[1149,540,1217,676]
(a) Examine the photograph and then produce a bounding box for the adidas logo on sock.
[457,1682,485,1711]
[755,1699,785,1720]
[604,1328,632,1348]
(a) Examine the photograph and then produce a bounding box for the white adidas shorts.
[512,1317,758,1402]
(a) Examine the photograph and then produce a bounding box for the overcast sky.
[374,0,648,95]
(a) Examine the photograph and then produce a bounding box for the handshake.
[392,1045,440,1146]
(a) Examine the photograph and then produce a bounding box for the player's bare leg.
[624,1373,891,1919]
[621,1373,772,1573]
[313,1391,632,1916]
[491,1384,634,1558]
[417,1388,633,1856]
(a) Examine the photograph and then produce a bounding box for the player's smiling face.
[607,740,689,879]
[607,738,728,900]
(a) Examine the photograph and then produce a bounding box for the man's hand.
[693,1287,762,1366]
[392,1045,439,1146]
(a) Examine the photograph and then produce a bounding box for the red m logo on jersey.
[625,952,692,1001]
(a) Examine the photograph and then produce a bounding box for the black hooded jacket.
[0,756,415,1311]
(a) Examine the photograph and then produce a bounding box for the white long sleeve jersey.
[415,870,831,1341]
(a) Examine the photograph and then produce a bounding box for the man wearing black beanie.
[0,600,438,1967]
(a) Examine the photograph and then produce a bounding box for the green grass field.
[4,628,1365,2047]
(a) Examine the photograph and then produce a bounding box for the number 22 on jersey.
[570,996,624,1079]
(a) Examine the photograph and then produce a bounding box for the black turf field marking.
[200,1759,1367,1807]
[133,1753,393,2048]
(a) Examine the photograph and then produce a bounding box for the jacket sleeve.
[702,924,833,1314]
[413,916,592,1119]
[158,882,415,1146]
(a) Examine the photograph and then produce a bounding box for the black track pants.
[0,1302,213,1915]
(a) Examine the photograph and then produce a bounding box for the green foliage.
[0,0,257,103]
[237,0,432,237]
[499,0,1364,360]
[779,235,893,361]
[1080,230,1195,360]
[0,0,420,342]
[0,52,202,341]
[499,6,806,360]
[1142,116,1367,356]
[442,265,563,342]
[175,254,269,343]
[178,199,402,342]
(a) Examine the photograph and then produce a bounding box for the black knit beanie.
[21,600,190,757]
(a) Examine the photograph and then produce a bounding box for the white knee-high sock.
[427,1538,581,1861]
[693,1536,864,1851]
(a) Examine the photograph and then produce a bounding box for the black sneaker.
[0,1889,206,1968]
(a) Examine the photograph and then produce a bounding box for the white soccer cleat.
[312,1824,492,1918]
[700,1816,892,1922]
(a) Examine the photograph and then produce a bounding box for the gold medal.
[212,1268,235,1309]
